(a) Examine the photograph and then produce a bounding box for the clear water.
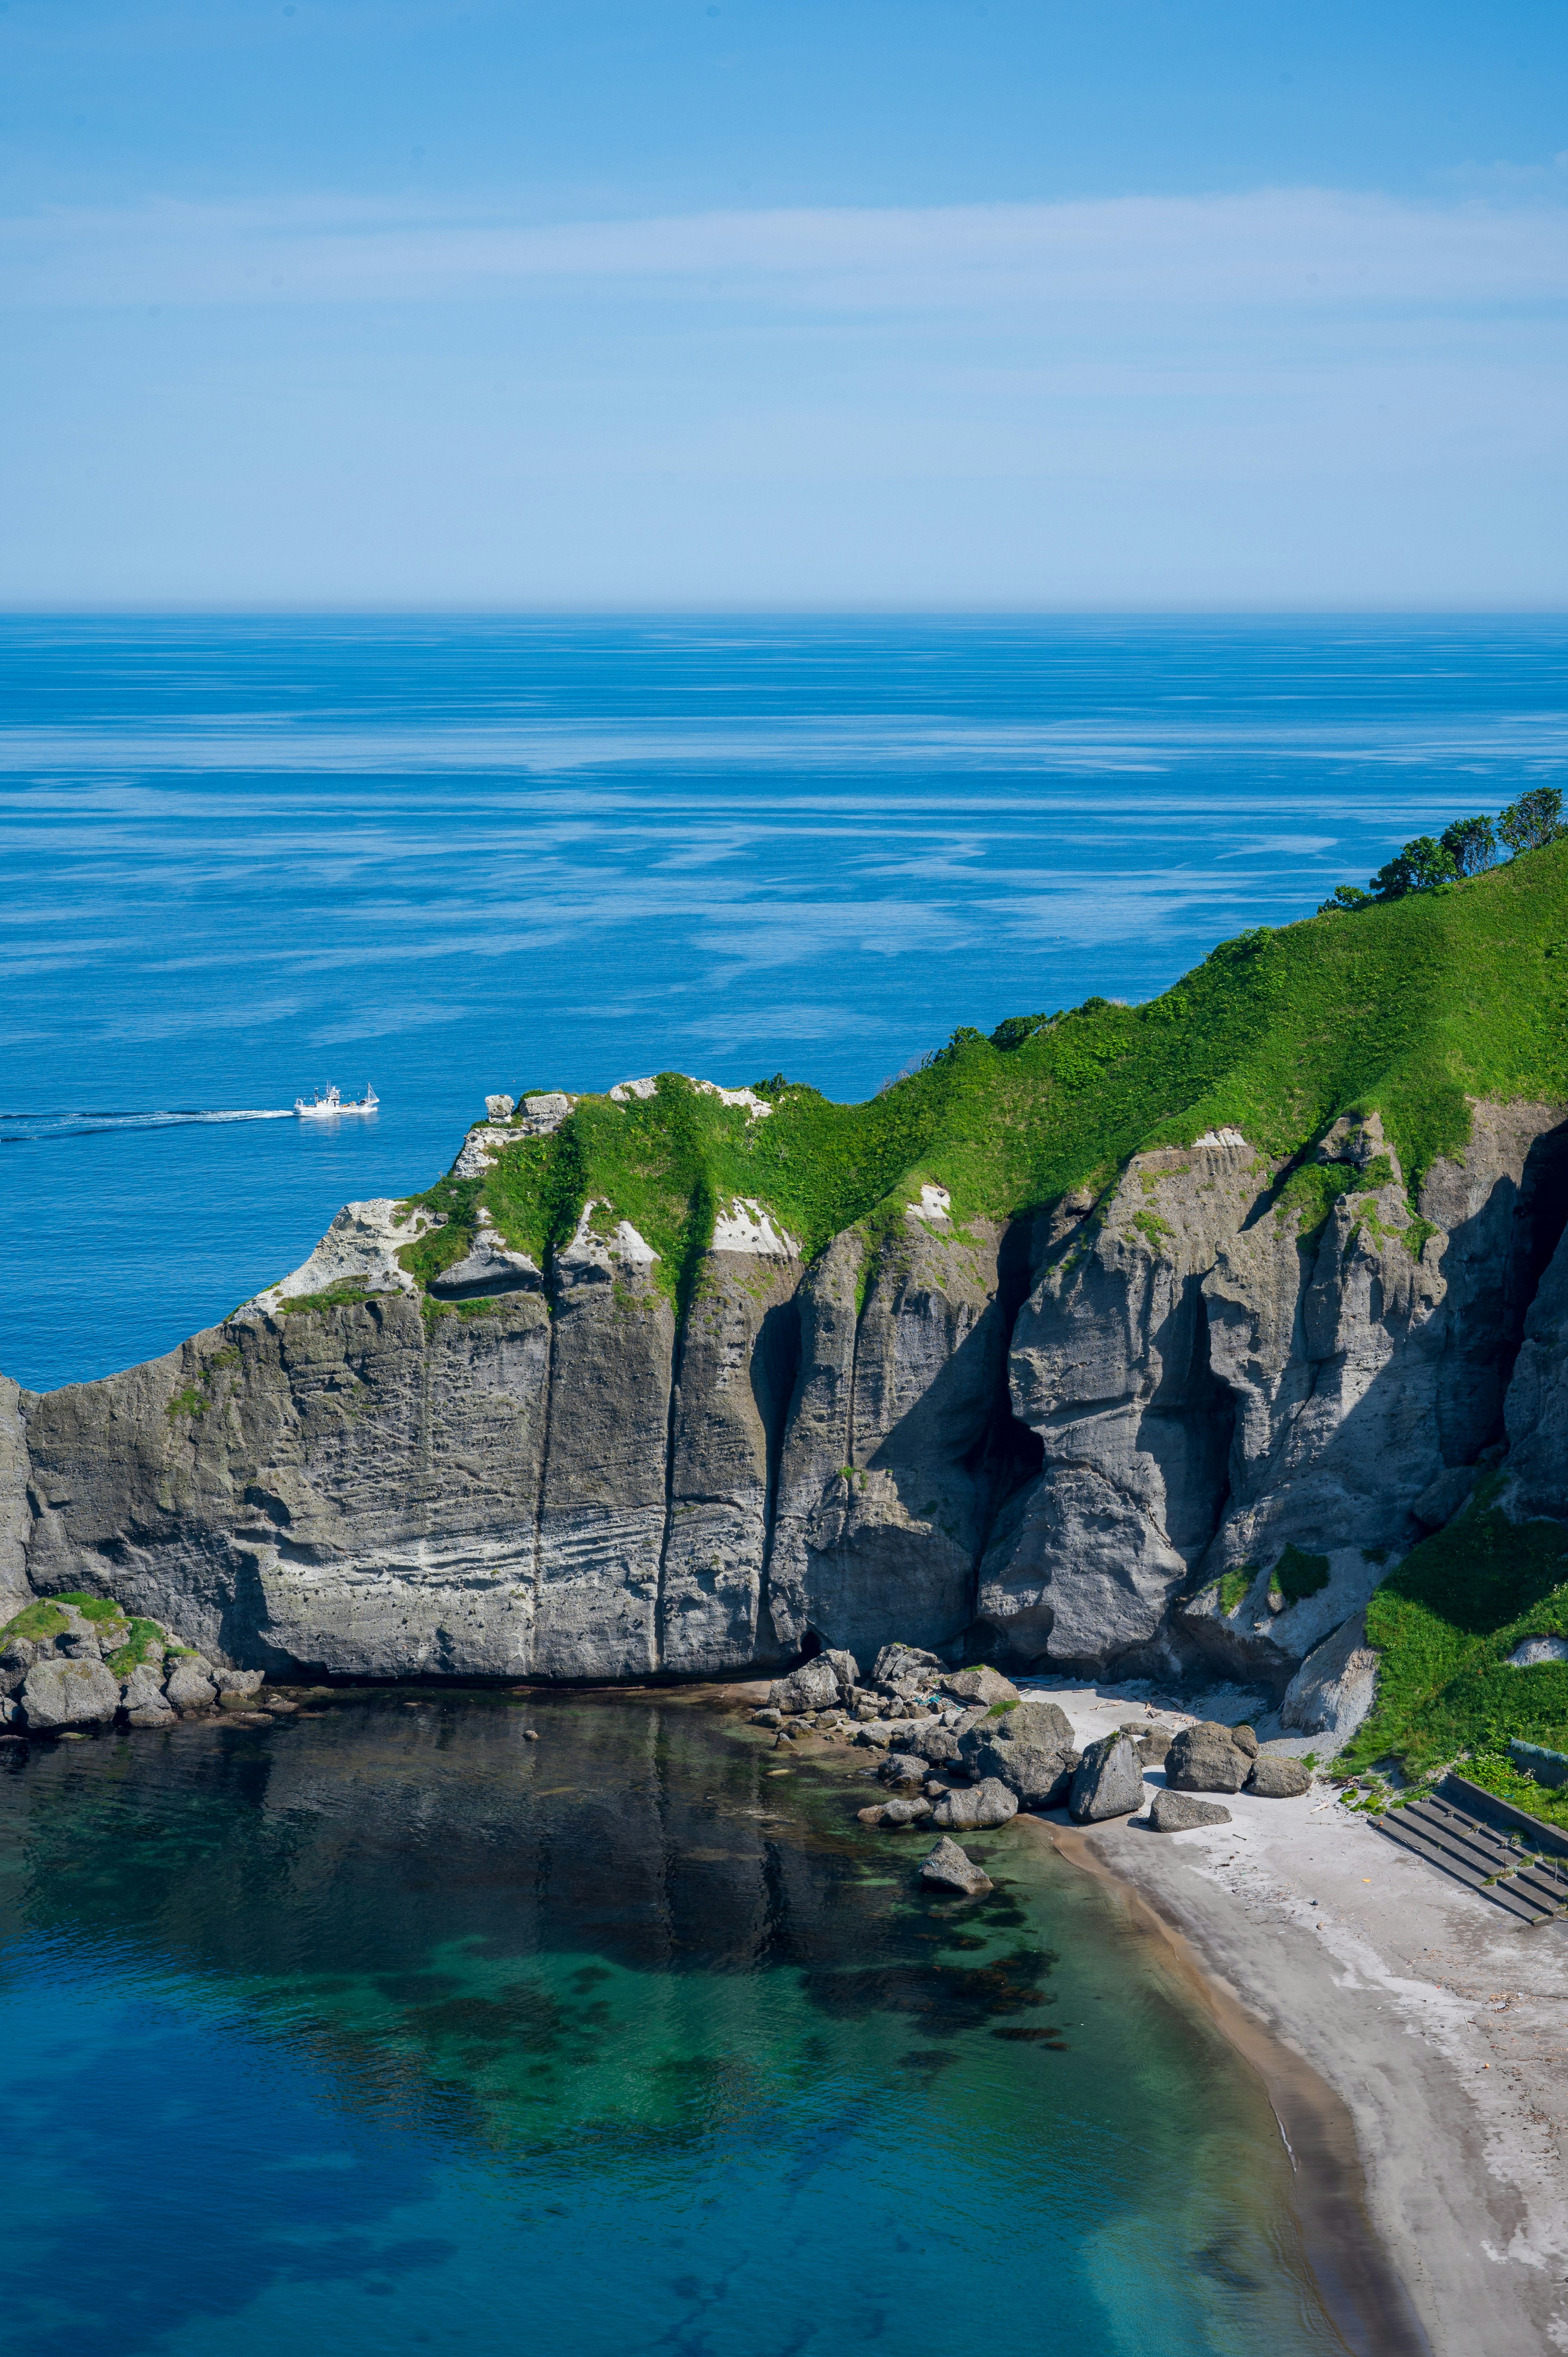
[0,1690,1344,2357]
[3,612,1566,1391]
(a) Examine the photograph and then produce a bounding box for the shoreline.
[1033,1683,1568,2357]
[1046,1820,1430,2357]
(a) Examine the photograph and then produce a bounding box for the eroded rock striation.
[10,1078,1568,1725]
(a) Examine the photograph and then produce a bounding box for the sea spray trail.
[0,1109,298,1144]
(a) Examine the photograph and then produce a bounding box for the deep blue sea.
[3,613,1566,1394]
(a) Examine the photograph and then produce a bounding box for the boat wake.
[0,1109,298,1145]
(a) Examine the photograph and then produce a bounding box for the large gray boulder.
[1165,1721,1251,1793]
[163,1658,218,1715]
[882,1793,933,1826]
[879,1751,929,1788]
[1246,1753,1312,1798]
[898,1721,961,1767]
[940,1666,1018,1706]
[932,1777,1018,1831]
[21,1656,121,1729]
[967,1735,1078,1809]
[920,1836,992,1895]
[1149,1789,1232,1831]
[120,1662,174,1724]
[768,1657,842,1714]
[958,1694,1074,1764]
[1068,1731,1145,1823]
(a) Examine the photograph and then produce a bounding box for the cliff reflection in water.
[0,1691,1343,2357]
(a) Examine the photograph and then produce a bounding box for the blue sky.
[4,0,1566,606]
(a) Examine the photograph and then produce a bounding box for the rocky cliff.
[15,850,1568,1726]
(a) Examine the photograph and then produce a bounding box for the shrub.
[1498,786,1565,858]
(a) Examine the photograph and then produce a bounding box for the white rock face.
[427,1228,542,1297]
[906,1185,951,1225]
[243,1199,433,1317]
[1280,1608,1381,1742]
[485,1094,515,1120]
[710,1198,798,1257]
[610,1075,772,1118]
[1507,1635,1568,1668]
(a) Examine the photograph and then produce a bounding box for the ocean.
[4,612,1566,1394]
[0,1689,1348,2357]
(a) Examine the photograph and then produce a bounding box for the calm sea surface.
[0,1691,1346,2357]
[3,612,1565,1389]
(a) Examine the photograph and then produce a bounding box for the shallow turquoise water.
[0,1690,1343,2355]
[4,613,1566,1389]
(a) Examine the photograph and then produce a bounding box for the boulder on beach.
[1246,1753,1312,1798]
[939,1667,1018,1707]
[1230,1724,1260,1759]
[920,1836,992,1896]
[932,1777,1018,1830]
[968,1735,1078,1809]
[957,1694,1073,1764]
[1165,1721,1251,1793]
[883,1793,934,1826]
[1068,1731,1145,1823]
[879,1751,929,1788]
[1148,1789,1232,1831]
[873,1643,942,1686]
[767,1657,842,1714]
[899,1720,962,1766]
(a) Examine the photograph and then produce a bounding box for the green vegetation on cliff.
[399,837,1568,1300]
[1343,1493,1568,1777]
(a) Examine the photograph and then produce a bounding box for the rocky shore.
[0,1591,304,1735]
[721,1646,1568,2354]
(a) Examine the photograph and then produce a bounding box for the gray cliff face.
[12,1096,1568,1697]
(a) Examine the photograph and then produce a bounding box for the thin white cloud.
[2,188,1566,311]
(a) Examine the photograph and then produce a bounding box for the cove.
[0,1687,1349,2356]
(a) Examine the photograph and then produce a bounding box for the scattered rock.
[873,1643,943,1685]
[883,1794,934,1826]
[939,1667,1019,1707]
[523,1728,541,1741]
[1165,1721,1252,1793]
[880,1751,929,1788]
[164,1659,218,1716]
[920,1836,993,1896]
[751,1707,782,1726]
[1136,1724,1173,1764]
[768,1657,843,1714]
[1229,1723,1259,1758]
[898,1721,961,1767]
[958,1694,1074,1762]
[1149,1789,1232,1831]
[261,1695,299,1714]
[20,1656,122,1730]
[858,1804,888,1825]
[217,1669,265,1698]
[1246,1753,1312,1798]
[967,1736,1078,1810]
[932,1777,1019,1830]
[1068,1732,1145,1823]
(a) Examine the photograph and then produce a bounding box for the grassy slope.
[1343,1492,1568,1777]
[400,839,1568,1304]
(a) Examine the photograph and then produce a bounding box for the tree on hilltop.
[1498,788,1565,857]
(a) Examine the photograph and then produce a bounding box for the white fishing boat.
[294,1084,379,1119]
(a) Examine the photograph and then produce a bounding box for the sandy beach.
[1036,1682,1568,2357]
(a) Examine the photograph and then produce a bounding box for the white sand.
[1042,1680,1568,2356]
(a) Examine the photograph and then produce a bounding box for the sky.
[2,0,1566,607]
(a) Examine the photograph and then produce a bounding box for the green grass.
[165,1384,206,1421]
[107,1617,166,1676]
[1459,1748,1568,1836]
[0,1599,70,1647]
[1216,1566,1256,1615]
[1272,1545,1332,1607]
[382,841,1568,1304]
[1342,1493,1568,1776]
[276,1283,386,1317]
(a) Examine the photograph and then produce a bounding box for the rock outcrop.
[8,1091,1568,1699]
